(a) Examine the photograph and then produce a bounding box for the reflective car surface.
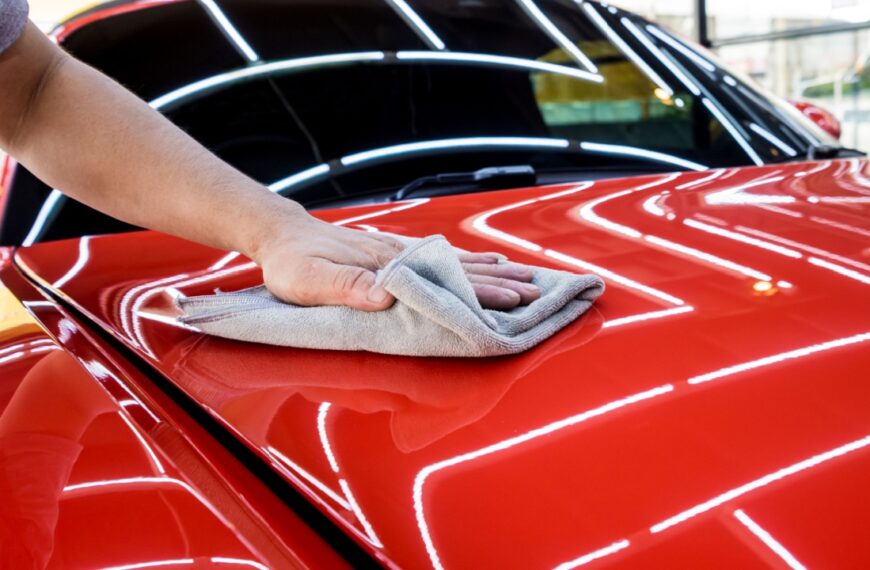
[1,1,869,569]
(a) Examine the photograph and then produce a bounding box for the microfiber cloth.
[176,235,604,357]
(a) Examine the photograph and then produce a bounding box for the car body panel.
[0,252,351,569]
[14,160,870,568]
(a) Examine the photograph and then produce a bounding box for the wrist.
[244,198,311,265]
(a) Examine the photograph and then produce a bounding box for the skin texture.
[0,22,540,311]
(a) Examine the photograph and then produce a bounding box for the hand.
[253,213,540,311]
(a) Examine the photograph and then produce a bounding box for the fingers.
[471,283,522,310]
[468,273,541,305]
[462,261,534,282]
[457,251,508,265]
[269,259,395,311]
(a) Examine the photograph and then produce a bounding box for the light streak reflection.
[650,434,870,533]
[554,539,631,570]
[580,2,673,96]
[198,0,259,62]
[53,236,92,288]
[733,509,807,570]
[385,0,446,50]
[395,51,603,83]
[515,0,598,72]
[414,384,674,570]
[688,332,870,385]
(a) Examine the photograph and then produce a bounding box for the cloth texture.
[0,0,28,54]
[177,235,605,357]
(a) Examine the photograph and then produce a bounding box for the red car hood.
[15,160,870,569]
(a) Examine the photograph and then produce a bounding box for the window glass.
[718,29,870,150]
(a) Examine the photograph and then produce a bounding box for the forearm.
[0,23,302,260]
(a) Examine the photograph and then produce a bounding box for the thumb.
[316,260,395,311]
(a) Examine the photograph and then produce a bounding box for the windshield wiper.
[390,165,537,201]
[807,144,865,160]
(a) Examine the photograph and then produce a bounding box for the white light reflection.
[120,274,192,349]
[468,181,691,307]
[683,219,802,259]
[749,124,798,157]
[339,479,384,548]
[198,0,259,62]
[579,142,706,171]
[701,98,764,166]
[0,346,57,365]
[621,18,700,96]
[396,51,603,83]
[807,257,870,285]
[733,510,807,570]
[705,174,790,205]
[341,136,570,167]
[645,25,716,73]
[22,189,63,247]
[63,476,188,495]
[810,215,870,239]
[210,558,269,570]
[515,0,598,72]
[644,235,772,281]
[579,2,673,96]
[545,249,686,306]
[641,194,666,217]
[102,559,194,570]
[266,446,351,510]
[602,306,693,328]
[268,164,330,194]
[794,160,832,177]
[53,236,91,288]
[102,558,269,570]
[688,332,870,385]
[209,251,241,271]
[137,311,200,331]
[554,539,631,570]
[385,0,445,50]
[118,410,167,475]
[0,338,54,358]
[150,52,387,110]
[735,225,870,273]
[755,203,803,218]
[650,434,870,533]
[317,403,340,473]
[414,384,674,570]
[675,168,727,190]
[579,190,642,238]
[333,197,430,226]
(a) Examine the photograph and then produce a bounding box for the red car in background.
[1,1,868,568]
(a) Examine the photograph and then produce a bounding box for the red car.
[1,1,868,568]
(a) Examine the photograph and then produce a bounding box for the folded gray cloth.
[177,235,604,357]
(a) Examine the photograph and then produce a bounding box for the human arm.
[0,22,539,310]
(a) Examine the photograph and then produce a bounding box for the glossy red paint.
[790,100,843,141]
[0,253,350,569]
[14,160,870,569]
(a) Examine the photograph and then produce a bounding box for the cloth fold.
[177,235,604,357]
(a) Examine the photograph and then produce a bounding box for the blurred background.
[30,0,870,149]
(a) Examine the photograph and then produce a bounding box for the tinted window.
[4,0,836,245]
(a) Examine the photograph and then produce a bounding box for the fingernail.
[501,289,521,302]
[521,283,540,294]
[493,253,509,264]
[366,285,390,304]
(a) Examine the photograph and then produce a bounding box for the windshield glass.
[155,0,834,207]
[6,0,848,244]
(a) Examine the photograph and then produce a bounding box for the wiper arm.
[807,144,866,160]
[390,165,537,201]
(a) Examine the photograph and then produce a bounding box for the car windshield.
[153,0,836,207]
[5,0,843,243]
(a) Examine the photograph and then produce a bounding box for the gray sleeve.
[0,0,29,54]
